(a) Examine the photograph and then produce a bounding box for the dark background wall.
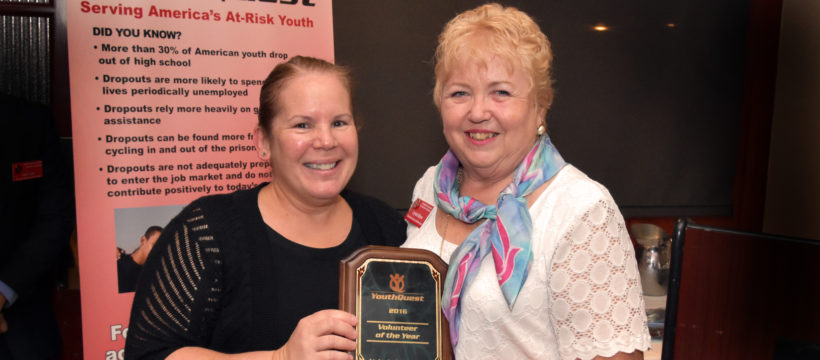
[763,0,820,241]
[334,0,749,217]
[1,0,780,228]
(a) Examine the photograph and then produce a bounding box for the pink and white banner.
[66,1,333,358]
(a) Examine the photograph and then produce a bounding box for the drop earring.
[537,124,546,136]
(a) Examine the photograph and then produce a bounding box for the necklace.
[439,167,461,259]
[456,166,464,187]
[440,211,450,258]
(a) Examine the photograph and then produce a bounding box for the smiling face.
[256,71,358,204]
[439,54,545,182]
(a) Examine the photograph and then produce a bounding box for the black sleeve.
[124,203,223,360]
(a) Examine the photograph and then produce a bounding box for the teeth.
[306,162,337,170]
[468,132,496,140]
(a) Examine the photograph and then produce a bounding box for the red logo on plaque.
[389,274,405,293]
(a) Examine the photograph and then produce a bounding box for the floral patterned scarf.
[436,134,566,345]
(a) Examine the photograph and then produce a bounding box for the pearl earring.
[537,124,546,136]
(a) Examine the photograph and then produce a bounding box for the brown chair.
[662,219,820,360]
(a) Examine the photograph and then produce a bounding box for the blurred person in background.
[117,225,162,293]
[1,93,75,359]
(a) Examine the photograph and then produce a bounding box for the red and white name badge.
[405,199,434,227]
[12,160,43,182]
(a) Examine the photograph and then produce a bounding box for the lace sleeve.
[124,206,223,360]
[548,193,650,360]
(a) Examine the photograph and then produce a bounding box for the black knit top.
[124,185,406,359]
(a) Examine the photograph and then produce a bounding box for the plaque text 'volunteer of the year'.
[339,246,452,360]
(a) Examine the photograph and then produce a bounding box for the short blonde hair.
[433,3,554,117]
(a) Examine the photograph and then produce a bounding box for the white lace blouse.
[402,165,651,360]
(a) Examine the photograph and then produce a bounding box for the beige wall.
[764,0,820,240]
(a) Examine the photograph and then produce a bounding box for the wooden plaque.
[339,246,453,360]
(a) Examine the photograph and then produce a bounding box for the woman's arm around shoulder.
[344,190,406,247]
